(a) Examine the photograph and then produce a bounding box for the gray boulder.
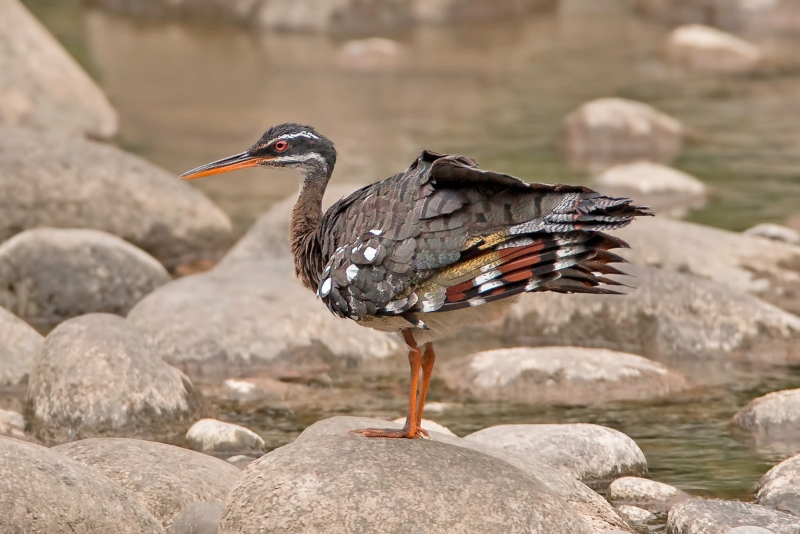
[666,25,763,73]
[414,0,557,23]
[0,228,170,328]
[667,499,799,534]
[169,501,223,534]
[0,126,233,268]
[616,504,657,525]
[608,476,690,513]
[26,314,202,444]
[634,0,800,35]
[0,0,117,139]
[185,419,265,456]
[0,304,43,385]
[757,453,800,517]
[441,346,687,404]
[744,224,800,246]
[464,423,647,489]
[54,438,240,530]
[0,436,163,533]
[734,389,800,442]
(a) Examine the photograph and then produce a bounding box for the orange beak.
[180,152,271,180]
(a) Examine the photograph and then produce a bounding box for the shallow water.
[20,0,800,510]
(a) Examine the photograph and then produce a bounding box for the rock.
[757,453,800,517]
[0,0,117,139]
[0,304,43,386]
[593,161,707,217]
[293,416,632,533]
[255,0,414,35]
[608,476,690,512]
[221,379,266,403]
[54,438,240,530]
[0,126,233,268]
[168,501,223,534]
[0,228,170,328]
[391,417,455,436]
[86,0,260,23]
[734,389,800,444]
[667,499,799,534]
[495,265,800,366]
[26,314,202,445]
[220,423,592,533]
[440,346,687,405]
[616,504,657,524]
[745,224,800,246]
[727,527,780,534]
[666,25,763,73]
[0,409,25,440]
[413,0,557,23]
[185,419,265,456]
[226,455,257,470]
[337,38,404,71]
[558,98,684,172]
[0,436,163,533]
[634,0,800,35]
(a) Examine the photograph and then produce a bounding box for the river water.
[20,0,800,519]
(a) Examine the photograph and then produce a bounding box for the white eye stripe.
[273,131,320,142]
[272,153,327,164]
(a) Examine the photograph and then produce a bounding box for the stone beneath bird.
[181,123,651,439]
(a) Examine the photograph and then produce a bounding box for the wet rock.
[168,501,223,534]
[593,161,707,217]
[496,265,800,366]
[414,0,557,23]
[559,97,684,172]
[26,314,202,445]
[0,436,163,533]
[226,455,258,470]
[0,304,43,386]
[745,224,800,246]
[608,476,690,512]
[0,127,233,268]
[441,346,687,405]
[0,228,169,328]
[464,423,647,489]
[256,0,414,35]
[757,452,800,517]
[185,419,265,456]
[391,417,455,436]
[667,499,799,534]
[337,38,404,71]
[666,25,763,73]
[0,0,117,139]
[0,409,25,440]
[54,438,240,530]
[616,504,657,524]
[734,389,800,442]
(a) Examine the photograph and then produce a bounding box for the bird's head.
[180,123,337,183]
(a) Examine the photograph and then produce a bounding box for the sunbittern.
[181,123,650,439]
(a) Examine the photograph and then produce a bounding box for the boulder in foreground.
[757,452,800,517]
[0,304,43,386]
[667,499,799,534]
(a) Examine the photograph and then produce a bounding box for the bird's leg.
[350,329,425,439]
[414,343,436,430]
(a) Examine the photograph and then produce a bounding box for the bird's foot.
[350,427,429,439]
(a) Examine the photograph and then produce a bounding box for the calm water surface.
[21,0,800,512]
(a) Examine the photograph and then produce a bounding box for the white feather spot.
[468,298,486,307]
[474,270,501,286]
[319,278,332,297]
[346,264,359,282]
[364,246,378,262]
[351,246,359,254]
[369,229,383,236]
[421,301,439,312]
[479,280,504,293]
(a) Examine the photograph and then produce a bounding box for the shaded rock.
[495,265,800,366]
[616,504,657,524]
[0,304,43,386]
[757,452,800,517]
[441,346,687,405]
[667,499,799,534]
[0,0,117,139]
[26,314,202,445]
[608,476,690,513]
[745,224,800,246]
[414,0,558,23]
[559,98,684,172]
[226,455,258,470]
[391,417,455,436]
[666,25,763,73]
[0,127,233,268]
[168,501,223,534]
[734,389,800,444]
[54,438,240,530]
[185,419,265,456]
[256,0,414,35]
[0,409,25,440]
[593,161,707,217]
[0,436,163,533]
[464,423,647,489]
[337,38,404,71]
[0,228,169,328]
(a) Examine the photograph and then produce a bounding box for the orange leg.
[415,343,435,427]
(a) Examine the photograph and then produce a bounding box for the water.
[19,0,800,512]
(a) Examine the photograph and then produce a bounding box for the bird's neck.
[290,165,330,291]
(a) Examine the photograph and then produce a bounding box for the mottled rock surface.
[0,409,25,440]
[26,314,202,444]
[608,476,690,512]
[0,436,163,533]
[185,419,265,456]
[667,499,799,534]
[0,127,233,268]
[168,501,223,534]
[0,304,42,385]
[734,389,800,441]
[757,453,800,517]
[666,24,762,73]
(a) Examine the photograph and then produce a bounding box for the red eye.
[274,140,289,152]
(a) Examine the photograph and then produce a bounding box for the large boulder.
[733,389,800,447]
[440,346,687,404]
[0,436,163,533]
[414,0,557,23]
[54,438,241,530]
[558,98,684,172]
[666,25,763,74]
[0,304,43,386]
[757,453,800,517]
[0,126,233,268]
[0,0,117,139]
[667,499,800,534]
[26,314,202,445]
[0,228,170,328]
[634,0,800,35]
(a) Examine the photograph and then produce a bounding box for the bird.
[181,123,651,439]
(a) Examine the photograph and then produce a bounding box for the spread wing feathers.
[315,150,651,319]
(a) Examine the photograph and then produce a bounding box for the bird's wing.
[316,151,650,320]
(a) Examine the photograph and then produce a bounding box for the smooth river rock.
[54,438,240,530]
[0,127,233,268]
[0,304,43,385]
[26,314,202,445]
[634,0,800,35]
[168,501,223,534]
[0,436,163,533]
[0,228,170,328]
[666,24,763,73]
[667,499,799,534]
[608,476,691,513]
[0,0,118,139]
[441,346,687,404]
[734,389,800,446]
[464,423,647,489]
[757,452,800,517]
[186,418,265,456]
[745,224,800,246]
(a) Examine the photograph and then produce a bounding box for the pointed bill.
[180,151,269,180]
